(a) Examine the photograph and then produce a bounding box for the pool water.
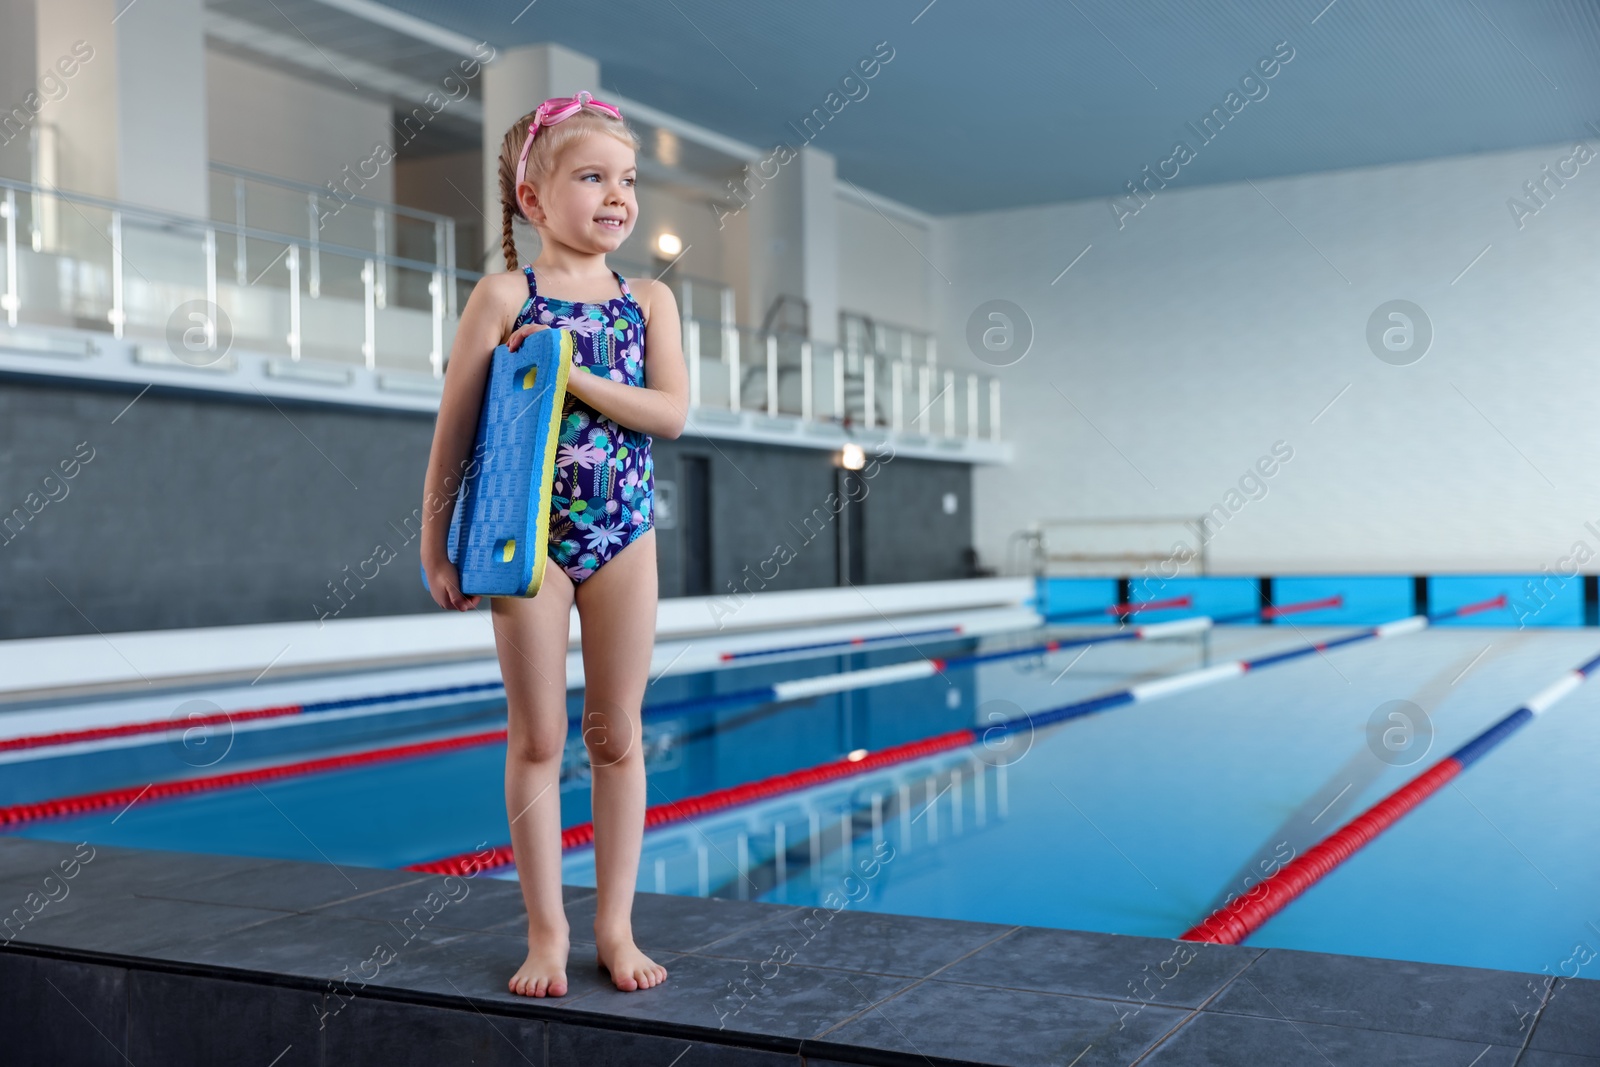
[6,622,1599,980]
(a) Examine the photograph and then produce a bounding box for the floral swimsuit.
[513,266,654,585]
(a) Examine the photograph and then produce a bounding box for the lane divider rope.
[1044,595,1191,621]
[408,597,1489,877]
[0,622,990,758]
[718,624,966,661]
[0,729,509,829]
[0,683,507,756]
[1181,640,1598,946]
[0,597,1498,834]
[643,603,1285,720]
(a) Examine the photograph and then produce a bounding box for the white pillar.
[32,0,207,216]
[798,147,838,345]
[744,155,803,333]
[481,42,600,272]
[742,145,837,343]
[0,0,39,183]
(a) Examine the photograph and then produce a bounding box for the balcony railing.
[1,175,458,375]
[0,176,1001,443]
[681,319,1001,442]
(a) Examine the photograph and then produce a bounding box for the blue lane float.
[653,595,1341,719]
[1184,643,1600,945]
[985,595,1508,736]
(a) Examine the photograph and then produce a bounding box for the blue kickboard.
[423,329,573,598]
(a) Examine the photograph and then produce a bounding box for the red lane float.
[1181,646,1600,945]
[2,596,1491,842]
[411,596,1496,878]
[0,729,508,828]
[405,728,980,875]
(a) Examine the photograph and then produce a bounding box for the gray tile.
[549,1022,799,1066]
[0,950,129,1067]
[316,875,594,932]
[365,929,686,1007]
[0,839,278,904]
[936,925,1259,1007]
[813,977,1187,1067]
[1207,946,1536,1045]
[140,910,467,982]
[134,855,433,912]
[696,906,1014,979]
[561,889,805,953]
[1529,977,1600,1057]
[5,893,287,955]
[564,950,914,1042]
[1142,1011,1520,1066]
[310,872,526,931]
[323,996,545,1066]
[1518,1052,1600,1066]
[129,970,321,1067]
[0,836,101,879]
[0,866,112,939]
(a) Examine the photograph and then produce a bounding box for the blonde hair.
[495,105,641,272]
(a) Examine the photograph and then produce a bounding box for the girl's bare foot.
[595,928,668,991]
[509,927,570,997]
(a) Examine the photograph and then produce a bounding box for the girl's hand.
[424,556,481,612]
[506,321,549,351]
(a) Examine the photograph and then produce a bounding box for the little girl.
[420,91,688,997]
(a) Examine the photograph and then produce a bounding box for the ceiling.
[224,0,1600,215]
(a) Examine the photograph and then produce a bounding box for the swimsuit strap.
[612,270,648,322]
[523,265,631,307]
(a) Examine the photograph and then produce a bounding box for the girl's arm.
[510,278,689,439]
[420,272,524,609]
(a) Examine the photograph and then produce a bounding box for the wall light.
[837,443,865,470]
[656,233,682,257]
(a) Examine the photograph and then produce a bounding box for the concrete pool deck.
[2,837,1596,1066]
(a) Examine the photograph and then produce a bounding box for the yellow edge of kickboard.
[525,330,572,596]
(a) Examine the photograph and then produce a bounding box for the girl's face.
[525,131,638,254]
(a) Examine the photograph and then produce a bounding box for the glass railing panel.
[2,178,999,428]
[374,261,440,375]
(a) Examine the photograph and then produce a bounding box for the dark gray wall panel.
[0,377,974,640]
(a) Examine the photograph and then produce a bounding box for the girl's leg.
[572,526,669,991]
[493,562,577,997]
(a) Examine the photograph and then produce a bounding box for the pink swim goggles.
[514,90,624,192]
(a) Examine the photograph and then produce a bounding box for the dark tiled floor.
[1138,1011,1522,1067]
[813,977,1190,1067]
[934,925,1260,1007]
[1204,945,1541,1046]
[694,906,1017,978]
[3,837,1598,1067]
[1528,977,1600,1058]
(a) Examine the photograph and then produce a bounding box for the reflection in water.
[556,746,1013,907]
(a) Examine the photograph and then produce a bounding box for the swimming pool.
[4,609,1598,981]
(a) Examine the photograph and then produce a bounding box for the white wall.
[837,194,934,331]
[207,49,395,205]
[938,142,1600,575]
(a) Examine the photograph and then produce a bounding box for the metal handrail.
[209,161,457,226]
[1025,516,1211,579]
[0,176,479,281]
[0,175,1003,440]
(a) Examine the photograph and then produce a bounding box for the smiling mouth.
[595,217,625,230]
